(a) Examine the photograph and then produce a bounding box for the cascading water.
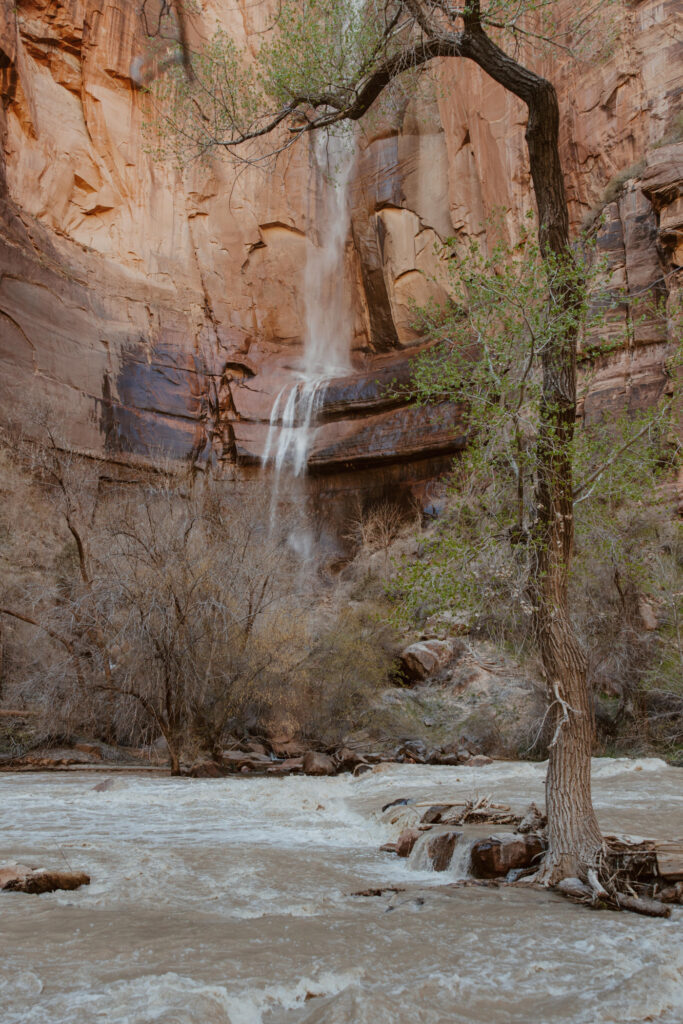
[262,127,356,477]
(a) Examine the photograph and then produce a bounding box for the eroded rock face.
[0,0,680,494]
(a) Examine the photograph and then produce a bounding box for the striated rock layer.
[0,0,681,504]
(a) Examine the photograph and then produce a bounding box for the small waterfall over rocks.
[262,128,356,477]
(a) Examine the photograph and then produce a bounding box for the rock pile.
[379,797,548,878]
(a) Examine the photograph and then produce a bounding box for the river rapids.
[1,758,682,1023]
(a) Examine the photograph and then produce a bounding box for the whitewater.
[1,758,682,1024]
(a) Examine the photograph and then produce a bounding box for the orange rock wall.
[0,0,681,476]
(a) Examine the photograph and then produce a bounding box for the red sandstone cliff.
[0,0,680,488]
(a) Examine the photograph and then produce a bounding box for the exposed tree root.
[550,834,682,917]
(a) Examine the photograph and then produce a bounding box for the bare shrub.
[345,499,407,560]
[288,606,398,745]
[0,416,400,767]
[78,475,307,771]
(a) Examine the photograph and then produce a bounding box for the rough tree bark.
[461,21,603,882]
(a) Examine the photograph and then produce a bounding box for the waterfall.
[262,128,356,476]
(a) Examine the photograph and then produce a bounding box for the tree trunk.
[462,26,603,881]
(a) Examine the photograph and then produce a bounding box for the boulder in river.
[335,747,369,772]
[1,866,90,894]
[470,833,546,878]
[420,804,450,824]
[425,831,461,871]
[302,751,336,776]
[394,739,429,763]
[0,863,32,887]
[431,753,462,766]
[464,754,493,767]
[396,828,421,857]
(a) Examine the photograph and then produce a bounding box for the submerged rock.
[92,778,128,792]
[464,754,493,767]
[302,751,336,776]
[380,842,398,854]
[470,833,546,878]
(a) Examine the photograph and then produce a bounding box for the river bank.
[1,758,682,1023]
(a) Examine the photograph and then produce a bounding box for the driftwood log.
[555,834,683,916]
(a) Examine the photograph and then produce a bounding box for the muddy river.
[1,757,681,1023]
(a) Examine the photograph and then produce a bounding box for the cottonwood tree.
[397,227,679,739]
[141,0,629,884]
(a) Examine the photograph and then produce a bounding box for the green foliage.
[391,223,681,686]
[144,29,267,164]
[259,0,386,107]
[142,0,622,165]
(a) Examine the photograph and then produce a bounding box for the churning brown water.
[1,758,682,1023]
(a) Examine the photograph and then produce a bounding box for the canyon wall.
[0,0,681,502]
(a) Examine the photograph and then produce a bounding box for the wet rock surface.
[470,833,546,879]
[424,831,461,872]
[1,866,90,894]
[302,752,336,776]
[395,828,422,858]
